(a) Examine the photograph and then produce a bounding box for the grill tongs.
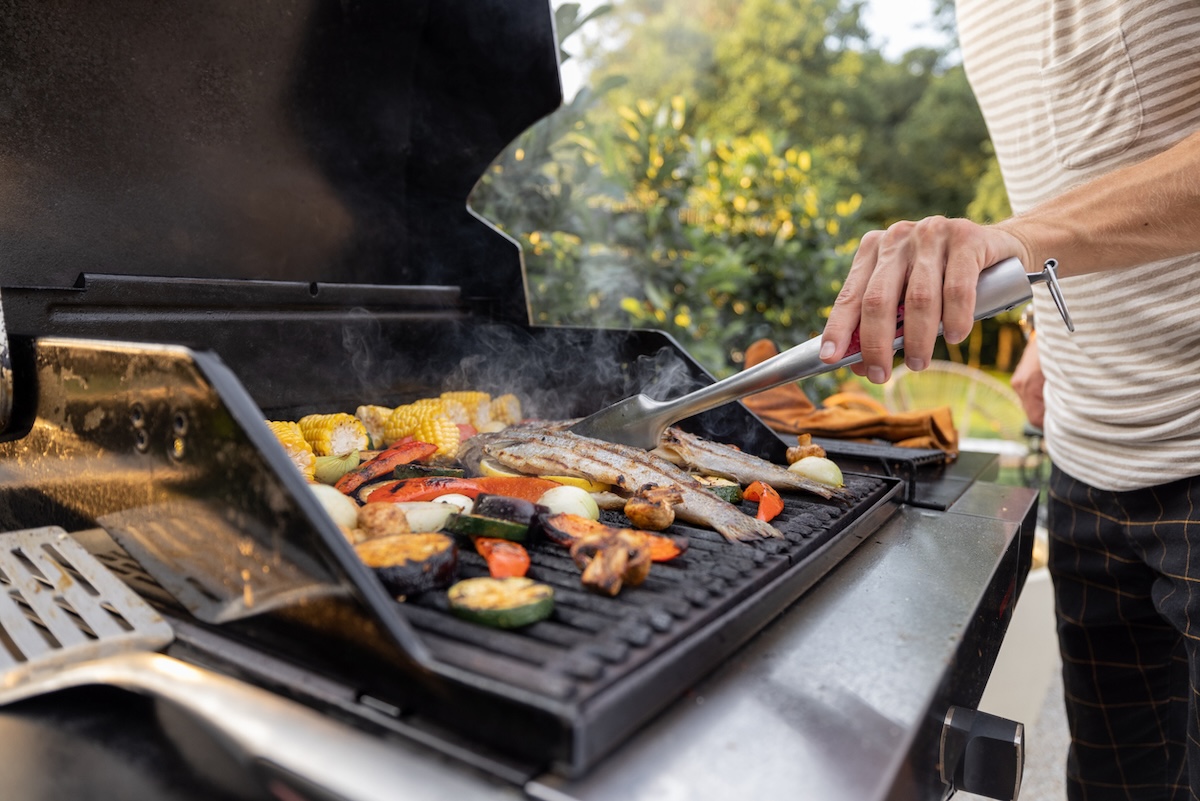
[570,257,1073,450]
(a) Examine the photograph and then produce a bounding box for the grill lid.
[0,0,560,328]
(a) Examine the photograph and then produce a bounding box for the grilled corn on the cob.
[441,391,493,429]
[384,401,461,455]
[355,404,392,448]
[298,413,370,457]
[266,420,316,481]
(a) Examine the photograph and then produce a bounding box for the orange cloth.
[740,339,959,456]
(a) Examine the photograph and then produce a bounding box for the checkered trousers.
[1047,465,1200,800]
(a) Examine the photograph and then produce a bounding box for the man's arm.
[819,129,1200,383]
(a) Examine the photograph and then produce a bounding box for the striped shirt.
[956,0,1200,491]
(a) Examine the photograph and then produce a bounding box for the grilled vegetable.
[335,440,438,495]
[623,485,683,531]
[537,485,600,520]
[433,493,475,513]
[646,532,688,562]
[695,475,744,504]
[266,420,316,481]
[785,433,827,464]
[357,502,411,540]
[391,464,466,479]
[472,494,547,527]
[354,404,394,449]
[447,576,553,629]
[446,513,529,543]
[368,476,562,504]
[489,393,523,426]
[540,512,686,562]
[314,451,360,485]
[308,483,359,531]
[788,456,845,488]
[440,391,494,430]
[391,502,457,533]
[474,537,531,578]
[570,528,652,596]
[354,533,458,596]
[743,481,784,523]
[298,413,370,457]
[384,399,465,454]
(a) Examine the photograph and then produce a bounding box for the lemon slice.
[478,458,611,493]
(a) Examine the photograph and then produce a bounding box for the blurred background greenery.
[469,0,1024,401]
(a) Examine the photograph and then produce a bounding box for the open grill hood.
[0,0,905,780]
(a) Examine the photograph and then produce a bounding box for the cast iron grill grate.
[395,472,894,701]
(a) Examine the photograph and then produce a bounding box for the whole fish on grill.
[459,427,781,543]
[652,428,851,501]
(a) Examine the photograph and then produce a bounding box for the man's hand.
[818,217,1030,383]
[1010,332,1045,429]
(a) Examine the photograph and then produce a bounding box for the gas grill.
[0,2,1037,800]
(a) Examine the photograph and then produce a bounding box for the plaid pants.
[1048,466,1200,800]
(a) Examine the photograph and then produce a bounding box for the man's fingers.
[900,221,947,371]
[853,223,913,382]
[820,231,882,363]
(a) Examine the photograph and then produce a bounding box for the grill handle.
[939,706,1024,800]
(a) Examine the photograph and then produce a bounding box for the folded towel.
[740,339,959,456]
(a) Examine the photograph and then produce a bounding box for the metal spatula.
[569,257,1073,449]
[0,526,500,801]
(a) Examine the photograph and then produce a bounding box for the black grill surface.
[81,470,898,775]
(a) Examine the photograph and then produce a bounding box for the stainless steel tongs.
[569,257,1072,450]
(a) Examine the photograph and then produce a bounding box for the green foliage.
[473,94,861,377]
[471,0,1012,383]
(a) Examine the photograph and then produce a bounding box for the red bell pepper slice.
[743,481,784,522]
[474,537,531,578]
[335,440,437,494]
[367,475,562,504]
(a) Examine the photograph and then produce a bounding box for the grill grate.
[78,470,899,775]
[399,473,893,702]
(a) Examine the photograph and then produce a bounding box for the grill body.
[0,1,1036,798]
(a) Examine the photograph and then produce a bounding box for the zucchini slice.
[354,533,458,596]
[392,464,467,479]
[447,577,554,629]
[696,475,743,504]
[446,513,530,542]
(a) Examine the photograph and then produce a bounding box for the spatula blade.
[0,526,173,689]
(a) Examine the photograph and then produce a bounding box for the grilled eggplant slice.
[448,577,554,629]
[472,493,547,526]
[354,533,458,596]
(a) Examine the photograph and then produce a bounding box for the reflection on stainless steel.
[100,499,345,624]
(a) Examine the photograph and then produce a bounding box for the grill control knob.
[939,706,1024,800]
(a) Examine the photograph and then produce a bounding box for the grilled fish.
[653,428,850,501]
[459,427,781,542]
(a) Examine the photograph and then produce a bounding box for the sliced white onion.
[307,483,360,529]
[392,502,457,533]
[788,456,845,488]
[538,485,600,520]
[432,493,475,514]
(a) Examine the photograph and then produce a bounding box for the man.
[818,1,1200,797]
